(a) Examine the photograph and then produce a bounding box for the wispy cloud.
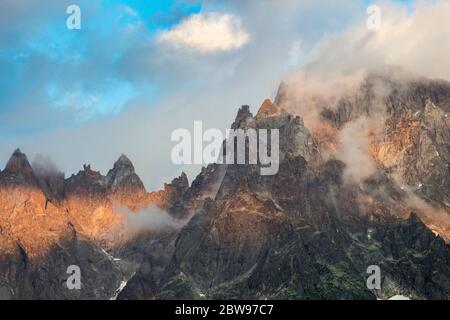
[302,0,450,81]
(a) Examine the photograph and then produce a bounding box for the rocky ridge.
[122,73,450,300]
[0,72,449,300]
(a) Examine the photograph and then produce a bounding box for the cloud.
[157,12,250,53]
[115,205,186,237]
[301,0,450,82]
[335,117,378,184]
[31,154,61,177]
[277,70,367,131]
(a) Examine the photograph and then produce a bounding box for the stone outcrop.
[0,149,38,186]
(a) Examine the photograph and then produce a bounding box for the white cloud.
[302,0,450,82]
[158,12,250,53]
[115,205,184,236]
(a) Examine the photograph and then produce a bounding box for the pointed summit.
[4,149,31,173]
[0,149,38,185]
[108,154,135,180]
[170,172,189,192]
[114,154,134,171]
[231,105,253,129]
[255,98,284,120]
[106,154,145,193]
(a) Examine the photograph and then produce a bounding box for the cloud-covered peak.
[158,12,250,54]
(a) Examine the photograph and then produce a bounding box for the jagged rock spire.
[106,154,145,194]
[107,154,135,182]
[255,98,284,120]
[116,154,134,170]
[170,171,189,192]
[0,149,38,185]
[231,105,253,129]
[4,149,29,172]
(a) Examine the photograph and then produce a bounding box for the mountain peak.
[115,154,134,169]
[82,164,95,173]
[13,148,23,155]
[170,172,189,191]
[5,149,31,172]
[1,149,38,185]
[108,154,135,177]
[106,154,144,192]
[232,105,253,129]
[255,98,284,120]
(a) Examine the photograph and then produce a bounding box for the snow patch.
[110,280,128,300]
[388,295,410,300]
[367,228,375,240]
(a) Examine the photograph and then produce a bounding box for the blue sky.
[0,0,203,136]
[0,0,432,188]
